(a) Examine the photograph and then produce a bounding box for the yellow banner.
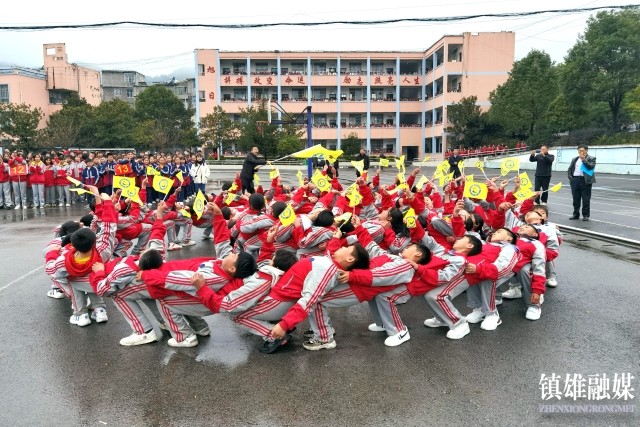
[279,204,296,226]
[193,191,206,219]
[463,182,488,200]
[152,176,173,194]
[113,176,136,190]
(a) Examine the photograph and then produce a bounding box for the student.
[567,144,596,221]
[9,152,28,209]
[43,158,56,207]
[0,158,12,209]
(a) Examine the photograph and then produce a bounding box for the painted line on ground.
[0,266,44,294]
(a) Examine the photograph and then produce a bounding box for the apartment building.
[195,32,514,159]
[101,70,146,105]
[0,43,100,127]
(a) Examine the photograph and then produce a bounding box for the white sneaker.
[502,287,522,299]
[526,306,542,321]
[70,313,91,327]
[384,328,411,347]
[167,334,198,347]
[66,203,71,207]
[167,243,182,251]
[446,320,470,340]
[182,240,196,247]
[201,236,213,240]
[120,330,160,346]
[495,297,503,306]
[540,294,545,304]
[367,323,386,332]
[546,278,558,288]
[303,338,337,351]
[424,317,448,328]
[194,326,210,336]
[480,313,502,331]
[47,288,66,299]
[91,307,108,323]
[14,205,20,210]
[465,308,484,324]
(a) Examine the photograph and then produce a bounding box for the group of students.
[0,148,211,210]
[41,159,561,354]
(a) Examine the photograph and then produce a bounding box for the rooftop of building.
[0,66,46,79]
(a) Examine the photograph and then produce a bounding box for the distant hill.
[147,66,194,83]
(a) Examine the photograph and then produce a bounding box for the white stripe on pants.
[112,284,159,334]
[424,277,468,327]
[233,297,294,338]
[309,284,360,341]
[158,296,211,342]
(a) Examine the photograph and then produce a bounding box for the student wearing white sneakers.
[463,227,520,331]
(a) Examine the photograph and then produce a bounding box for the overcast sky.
[0,0,635,77]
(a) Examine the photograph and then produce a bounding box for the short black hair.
[496,227,518,245]
[272,249,298,272]
[270,201,288,218]
[249,193,266,211]
[221,181,234,191]
[532,204,548,216]
[221,206,232,221]
[414,243,432,265]
[70,228,96,252]
[578,144,588,151]
[79,214,94,227]
[59,221,81,237]
[234,252,258,278]
[314,210,335,228]
[466,235,483,256]
[138,249,164,270]
[337,219,355,234]
[346,243,369,271]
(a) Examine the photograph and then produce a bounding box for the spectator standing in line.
[567,144,596,221]
[447,148,463,179]
[529,145,555,204]
[240,146,266,194]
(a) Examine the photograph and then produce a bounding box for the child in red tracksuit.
[43,158,56,206]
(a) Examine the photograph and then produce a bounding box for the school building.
[195,32,515,159]
[0,43,101,128]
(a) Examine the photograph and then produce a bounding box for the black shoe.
[258,333,291,354]
[569,215,579,220]
[303,329,314,339]
[582,217,589,221]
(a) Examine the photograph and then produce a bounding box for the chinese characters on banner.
[207,66,215,73]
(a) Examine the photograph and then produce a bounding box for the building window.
[199,91,206,102]
[49,91,67,105]
[313,62,326,74]
[124,73,136,84]
[349,62,362,74]
[371,62,384,74]
[0,84,8,103]
[255,62,269,73]
[233,89,246,100]
[126,88,133,98]
[198,64,205,76]
[291,62,305,74]
[113,88,122,97]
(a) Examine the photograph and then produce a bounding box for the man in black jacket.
[447,148,463,179]
[567,144,596,221]
[355,148,370,177]
[529,145,555,204]
[240,147,267,194]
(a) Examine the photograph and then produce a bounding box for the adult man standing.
[529,145,555,204]
[240,146,266,194]
[447,148,463,179]
[355,148,370,177]
[567,144,596,221]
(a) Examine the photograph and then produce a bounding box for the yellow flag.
[146,166,159,176]
[131,193,144,206]
[458,160,465,171]
[345,183,358,198]
[225,192,236,205]
[66,176,82,186]
[518,172,532,190]
[69,187,92,195]
[311,172,331,192]
[500,167,510,177]
[415,175,428,191]
[379,158,389,167]
[397,173,406,184]
[295,170,304,187]
[152,176,173,194]
[348,190,363,208]
[121,186,139,199]
[465,175,474,182]
[474,161,485,172]
[176,171,184,184]
[500,158,520,172]
[279,204,296,227]
[550,182,562,192]
[351,160,364,173]
[404,207,417,229]
[179,209,190,217]
[253,174,260,186]
[335,212,352,224]
[193,191,206,219]
[229,182,238,192]
[439,172,454,187]
[463,182,488,200]
[395,155,405,174]
[433,169,444,180]
[269,169,280,179]
[514,188,535,201]
[421,156,431,166]
[113,176,136,191]
[438,161,450,173]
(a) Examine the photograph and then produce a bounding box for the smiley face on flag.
[504,159,515,170]
[468,183,483,198]
[158,180,169,191]
[193,197,204,213]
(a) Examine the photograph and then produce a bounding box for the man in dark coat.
[529,145,555,204]
[240,146,267,194]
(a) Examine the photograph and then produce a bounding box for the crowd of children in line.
[0,148,210,210]
[445,142,528,159]
[41,158,561,354]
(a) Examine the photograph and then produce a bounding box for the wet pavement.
[0,170,639,426]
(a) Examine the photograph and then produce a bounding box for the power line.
[0,5,637,31]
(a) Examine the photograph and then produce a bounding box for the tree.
[341,132,362,156]
[0,103,43,151]
[445,96,488,147]
[198,106,237,154]
[277,133,304,157]
[623,84,640,123]
[38,93,94,149]
[135,86,198,149]
[489,50,559,138]
[92,99,137,148]
[562,9,640,130]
